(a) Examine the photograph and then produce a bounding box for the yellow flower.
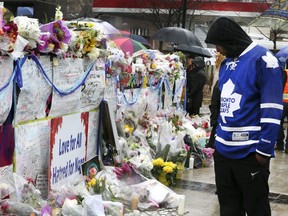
[90,178,96,186]
[87,181,92,187]
[151,63,157,69]
[124,124,133,134]
[163,162,176,169]
[152,158,164,166]
[163,166,173,173]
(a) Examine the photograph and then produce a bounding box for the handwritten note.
[49,58,83,117]
[15,120,50,180]
[0,56,13,125]
[104,78,117,113]
[81,57,105,112]
[164,79,174,109]
[35,174,48,199]
[87,111,98,159]
[16,56,52,123]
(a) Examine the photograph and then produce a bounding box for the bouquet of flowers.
[113,162,144,185]
[85,177,106,195]
[202,147,215,167]
[151,158,178,187]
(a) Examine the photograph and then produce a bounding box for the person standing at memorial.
[186,56,207,115]
[205,17,283,216]
[207,52,225,148]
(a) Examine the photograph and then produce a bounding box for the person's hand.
[255,153,269,166]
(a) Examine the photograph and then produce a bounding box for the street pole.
[182,0,187,28]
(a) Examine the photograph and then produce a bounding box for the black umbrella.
[174,44,212,58]
[150,27,203,47]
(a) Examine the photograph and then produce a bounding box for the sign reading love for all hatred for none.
[49,112,89,190]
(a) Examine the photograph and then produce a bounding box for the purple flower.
[41,205,52,215]
[39,20,71,53]
[37,34,50,52]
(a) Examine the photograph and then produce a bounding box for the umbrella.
[249,0,288,31]
[174,44,212,58]
[248,0,288,51]
[112,37,147,55]
[67,18,120,36]
[276,46,288,63]
[120,30,149,45]
[150,27,203,47]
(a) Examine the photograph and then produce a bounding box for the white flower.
[55,6,63,20]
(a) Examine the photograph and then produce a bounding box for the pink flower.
[202,147,215,158]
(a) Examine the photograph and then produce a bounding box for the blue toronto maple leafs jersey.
[215,42,283,159]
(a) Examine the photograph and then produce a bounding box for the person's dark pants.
[186,101,200,115]
[276,102,288,150]
[214,150,271,216]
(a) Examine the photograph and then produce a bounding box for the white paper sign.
[173,76,185,105]
[81,57,105,112]
[49,58,83,117]
[35,174,48,199]
[87,110,99,160]
[15,120,50,180]
[16,56,52,123]
[104,77,117,113]
[164,79,174,109]
[0,56,13,125]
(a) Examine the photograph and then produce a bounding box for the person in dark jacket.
[207,80,220,148]
[186,56,207,115]
[207,52,225,149]
[205,17,283,216]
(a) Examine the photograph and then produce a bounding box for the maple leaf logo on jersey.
[220,79,242,123]
[262,52,279,69]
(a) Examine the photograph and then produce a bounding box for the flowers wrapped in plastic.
[113,162,144,186]
[39,20,71,54]
[13,16,41,49]
[0,200,40,215]
[202,147,215,167]
[0,173,47,215]
[86,177,106,195]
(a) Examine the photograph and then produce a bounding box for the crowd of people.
[186,16,286,216]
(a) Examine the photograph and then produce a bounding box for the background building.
[91,0,288,50]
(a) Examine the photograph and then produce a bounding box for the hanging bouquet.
[151,158,178,187]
